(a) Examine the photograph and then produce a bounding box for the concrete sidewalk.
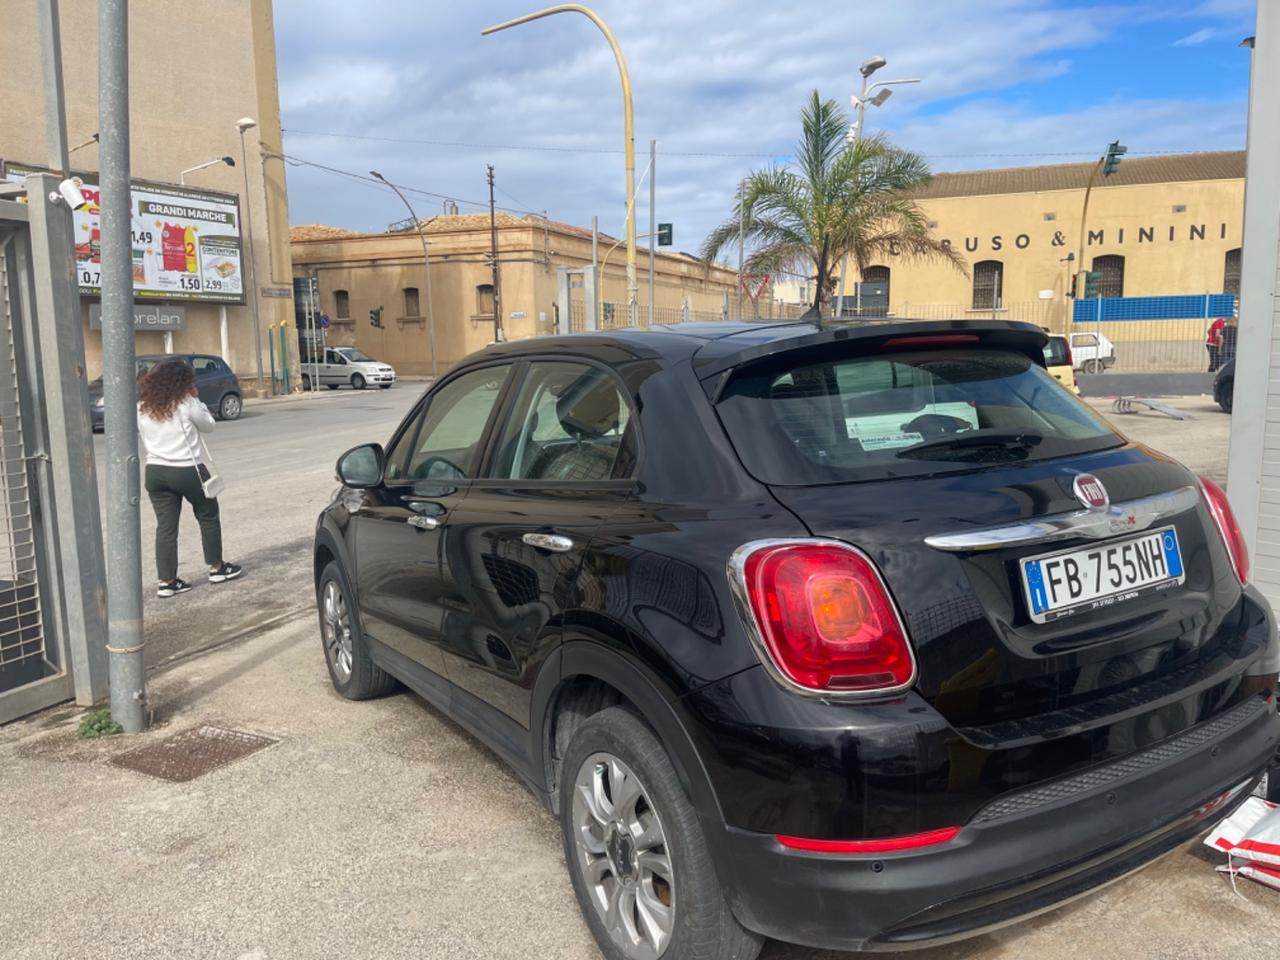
[3,617,1278,960]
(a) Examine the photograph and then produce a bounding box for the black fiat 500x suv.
[314,320,1279,960]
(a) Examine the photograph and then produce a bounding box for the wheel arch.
[532,640,724,828]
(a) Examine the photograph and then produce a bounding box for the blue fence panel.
[1072,294,1236,323]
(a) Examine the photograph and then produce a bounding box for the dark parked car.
[314,320,1279,958]
[89,353,242,430]
[1215,357,1235,413]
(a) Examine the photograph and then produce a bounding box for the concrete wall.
[1,0,291,389]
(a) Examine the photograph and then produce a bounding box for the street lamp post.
[482,4,638,321]
[236,117,268,395]
[371,171,439,378]
[180,156,235,185]
[835,56,919,318]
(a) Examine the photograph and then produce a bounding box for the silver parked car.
[302,346,396,390]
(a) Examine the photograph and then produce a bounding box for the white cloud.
[1173,26,1219,45]
[271,0,1244,250]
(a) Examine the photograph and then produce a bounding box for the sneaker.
[209,562,243,584]
[158,578,193,598]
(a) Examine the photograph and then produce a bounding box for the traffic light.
[1082,271,1101,299]
[370,306,383,328]
[1102,141,1127,176]
[657,223,673,246]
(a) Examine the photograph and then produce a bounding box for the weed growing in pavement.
[78,707,123,739]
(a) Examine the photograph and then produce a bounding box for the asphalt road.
[94,384,423,668]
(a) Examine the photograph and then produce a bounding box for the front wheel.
[560,707,762,960]
[219,393,242,420]
[301,373,311,390]
[352,373,367,390]
[1218,379,1234,414]
[317,561,396,699]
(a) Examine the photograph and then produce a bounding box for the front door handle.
[523,532,573,552]
[407,514,441,531]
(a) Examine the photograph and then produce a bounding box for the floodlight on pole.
[180,155,235,185]
[370,170,439,377]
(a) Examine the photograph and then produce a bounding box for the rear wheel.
[301,373,311,390]
[1218,378,1234,414]
[352,373,367,390]
[560,707,761,960]
[317,561,396,699]
[1083,358,1104,374]
[219,393,242,420]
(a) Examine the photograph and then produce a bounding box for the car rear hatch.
[707,322,1271,802]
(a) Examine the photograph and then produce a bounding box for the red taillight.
[1199,476,1250,584]
[776,826,960,854]
[736,542,915,692]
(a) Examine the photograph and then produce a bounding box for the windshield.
[337,348,373,362]
[716,348,1124,485]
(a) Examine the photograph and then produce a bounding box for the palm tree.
[700,90,965,315]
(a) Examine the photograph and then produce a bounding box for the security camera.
[49,178,89,211]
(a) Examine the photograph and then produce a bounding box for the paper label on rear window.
[859,432,924,451]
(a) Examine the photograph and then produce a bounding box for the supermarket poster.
[2,162,246,304]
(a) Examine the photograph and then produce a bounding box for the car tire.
[559,706,762,960]
[1218,379,1234,414]
[316,561,396,700]
[352,373,367,390]
[301,373,311,390]
[219,393,242,420]
[1084,359,1104,374]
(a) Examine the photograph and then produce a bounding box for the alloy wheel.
[222,394,242,419]
[321,579,353,682]
[572,752,675,960]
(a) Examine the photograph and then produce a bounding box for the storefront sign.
[2,161,245,304]
[88,302,186,331]
[932,221,1235,256]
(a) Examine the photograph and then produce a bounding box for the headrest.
[556,374,620,440]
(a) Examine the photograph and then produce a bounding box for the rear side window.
[717,348,1122,485]
[1042,337,1069,367]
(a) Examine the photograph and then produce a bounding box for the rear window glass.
[1042,337,1069,366]
[716,348,1123,485]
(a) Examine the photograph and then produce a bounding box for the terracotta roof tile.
[914,150,1245,200]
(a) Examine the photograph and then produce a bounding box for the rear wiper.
[896,429,1044,459]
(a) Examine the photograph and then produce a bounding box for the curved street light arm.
[370,172,439,378]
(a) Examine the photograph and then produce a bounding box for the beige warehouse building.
[1,0,292,392]
[290,215,744,376]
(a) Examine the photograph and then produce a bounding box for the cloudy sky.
[275,0,1256,254]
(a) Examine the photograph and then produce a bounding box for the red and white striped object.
[1204,796,1277,854]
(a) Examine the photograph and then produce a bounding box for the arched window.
[403,286,420,317]
[334,289,350,318]
[1091,255,1125,298]
[862,265,890,315]
[476,283,495,316]
[1224,248,1242,296]
[972,260,1002,310]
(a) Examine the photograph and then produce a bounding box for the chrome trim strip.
[923,485,1201,553]
[726,538,918,700]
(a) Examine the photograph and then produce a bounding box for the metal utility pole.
[36,0,71,175]
[648,139,656,328]
[737,179,744,319]
[370,171,438,377]
[487,164,504,342]
[99,0,145,733]
[236,118,267,394]
[482,5,637,320]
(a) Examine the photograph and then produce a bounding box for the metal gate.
[0,198,73,722]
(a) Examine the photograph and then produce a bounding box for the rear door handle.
[523,532,573,552]
[407,515,441,531]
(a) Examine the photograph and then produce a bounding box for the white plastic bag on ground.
[1204,796,1276,854]
[1206,795,1280,894]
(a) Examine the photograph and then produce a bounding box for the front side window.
[386,365,512,482]
[491,362,632,481]
[972,261,1003,310]
[1042,337,1069,367]
[336,347,373,362]
[718,348,1122,485]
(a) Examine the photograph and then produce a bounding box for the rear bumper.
[713,693,1278,951]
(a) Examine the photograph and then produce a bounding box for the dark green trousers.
[144,464,222,581]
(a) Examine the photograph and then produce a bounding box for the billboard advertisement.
[2,162,246,304]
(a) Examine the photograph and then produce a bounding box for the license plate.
[1021,526,1184,623]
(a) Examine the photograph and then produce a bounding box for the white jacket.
[137,395,215,467]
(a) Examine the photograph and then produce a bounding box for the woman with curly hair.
[137,358,242,597]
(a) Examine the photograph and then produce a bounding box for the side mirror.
[336,443,385,488]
